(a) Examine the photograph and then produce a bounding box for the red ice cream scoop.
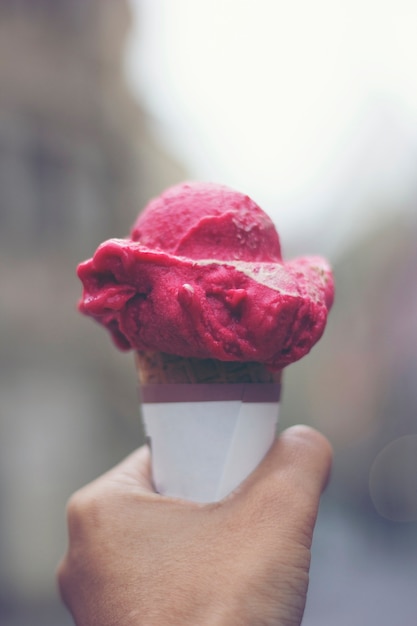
[77,182,334,370]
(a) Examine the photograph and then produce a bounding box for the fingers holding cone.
[98,424,332,516]
[225,425,333,544]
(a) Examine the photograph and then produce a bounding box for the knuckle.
[65,486,100,540]
[66,490,86,529]
[56,556,70,603]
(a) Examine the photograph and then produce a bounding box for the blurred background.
[0,1,416,624]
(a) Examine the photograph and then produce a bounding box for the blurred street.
[1,1,416,624]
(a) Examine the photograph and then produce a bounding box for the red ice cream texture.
[77,182,334,370]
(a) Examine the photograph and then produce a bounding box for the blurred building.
[0,0,183,257]
[0,1,184,624]
[1,2,416,625]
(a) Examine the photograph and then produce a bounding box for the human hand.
[57,425,332,626]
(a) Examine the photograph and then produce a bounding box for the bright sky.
[125,0,417,256]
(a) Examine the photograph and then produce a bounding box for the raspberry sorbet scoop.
[77,182,334,370]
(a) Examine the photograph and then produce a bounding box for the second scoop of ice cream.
[77,182,334,370]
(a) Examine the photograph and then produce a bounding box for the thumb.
[229,425,333,536]
[240,424,332,495]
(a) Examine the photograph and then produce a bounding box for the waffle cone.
[135,351,282,385]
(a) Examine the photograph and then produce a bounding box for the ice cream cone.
[77,182,334,501]
[136,351,281,503]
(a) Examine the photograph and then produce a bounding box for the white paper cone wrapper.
[140,383,280,503]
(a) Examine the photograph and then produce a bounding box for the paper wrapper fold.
[136,351,281,503]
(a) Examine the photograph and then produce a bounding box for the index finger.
[103,444,155,493]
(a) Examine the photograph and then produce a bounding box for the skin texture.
[57,425,332,626]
